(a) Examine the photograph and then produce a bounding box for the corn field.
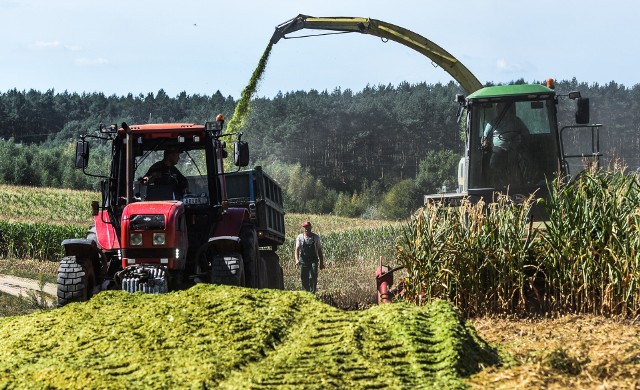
[397,166,640,317]
[0,220,86,260]
[0,184,96,260]
[0,184,97,225]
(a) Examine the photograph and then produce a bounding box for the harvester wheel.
[57,256,92,307]
[210,252,245,286]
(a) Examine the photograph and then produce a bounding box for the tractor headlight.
[152,233,166,246]
[130,233,143,246]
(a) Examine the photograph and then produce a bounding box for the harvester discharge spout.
[270,14,483,94]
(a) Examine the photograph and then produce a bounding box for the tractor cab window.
[469,99,558,189]
[134,148,210,205]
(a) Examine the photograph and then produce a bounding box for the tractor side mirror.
[575,97,590,124]
[75,140,90,169]
[234,141,249,167]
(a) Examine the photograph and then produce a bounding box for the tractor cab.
[129,132,218,205]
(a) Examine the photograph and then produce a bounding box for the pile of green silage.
[0,285,498,389]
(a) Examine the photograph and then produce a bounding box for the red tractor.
[57,115,285,307]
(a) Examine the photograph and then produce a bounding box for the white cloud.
[495,58,523,74]
[75,57,109,66]
[33,40,62,49]
[32,41,82,51]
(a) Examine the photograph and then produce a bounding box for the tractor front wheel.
[210,252,245,286]
[57,256,92,307]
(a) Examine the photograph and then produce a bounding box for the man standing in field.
[294,221,325,294]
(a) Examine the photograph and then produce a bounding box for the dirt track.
[0,274,56,298]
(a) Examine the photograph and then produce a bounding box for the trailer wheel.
[261,250,284,290]
[57,256,92,307]
[210,252,245,286]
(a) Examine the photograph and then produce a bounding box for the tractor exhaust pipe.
[122,122,134,203]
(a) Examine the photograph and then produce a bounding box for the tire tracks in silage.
[219,304,398,389]
[217,299,489,389]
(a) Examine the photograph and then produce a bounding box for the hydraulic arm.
[271,14,483,94]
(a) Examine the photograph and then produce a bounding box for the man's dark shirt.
[145,161,188,196]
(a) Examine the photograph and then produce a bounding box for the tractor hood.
[122,201,185,222]
[120,200,187,270]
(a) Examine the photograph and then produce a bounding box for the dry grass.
[468,315,640,389]
[282,213,404,309]
[0,258,58,283]
[0,292,41,317]
[282,257,390,310]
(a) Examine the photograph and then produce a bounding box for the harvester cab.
[428,80,603,217]
[58,115,285,307]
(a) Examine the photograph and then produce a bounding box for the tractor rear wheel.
[57,256,92,307]
[210,252,245,286]
[261,250,284,290]
[240,224,262,288]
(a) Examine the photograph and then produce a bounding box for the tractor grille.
[119,265,169,294]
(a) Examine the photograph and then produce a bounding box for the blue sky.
[1,0,636,99]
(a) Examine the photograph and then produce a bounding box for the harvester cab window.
[515,101,551,135]
[471,99,558,189]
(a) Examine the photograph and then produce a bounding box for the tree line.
[0,79,638,218]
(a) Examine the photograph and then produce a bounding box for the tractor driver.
[142,149,189,197]
[482,102,529,186]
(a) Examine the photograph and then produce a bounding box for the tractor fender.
[203,208,249,254]
[205,235,242,254]
[62,238,101,259]
[61,238,108,275]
